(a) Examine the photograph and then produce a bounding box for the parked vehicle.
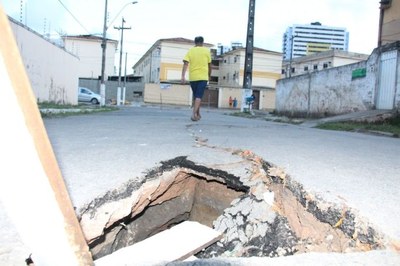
[78,87,101,104]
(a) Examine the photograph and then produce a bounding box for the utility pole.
[100,0,108,106]
[114,17,131,105]
[241,0,255,112]
[100,1,137,106]
[123,52,128,104]
[124,52,128,89]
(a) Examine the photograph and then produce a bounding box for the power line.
[56,0,91,34]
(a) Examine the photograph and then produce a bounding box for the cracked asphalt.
[41,105,400,264]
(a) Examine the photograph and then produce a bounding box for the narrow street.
[40,105,400,264]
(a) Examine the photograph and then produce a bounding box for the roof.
[62,34,118,43]
[289,49,369,63]
[223,46,282,56]
[7,16,78,58]
[157,37,213,47]
[132,37,214,68]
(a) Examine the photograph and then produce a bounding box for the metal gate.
[201,88,219,108]
[252,90,260,110]
[377,50,398,109]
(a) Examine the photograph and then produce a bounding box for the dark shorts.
[190,80,207,99]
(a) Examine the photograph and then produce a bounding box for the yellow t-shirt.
[183,46,211,81]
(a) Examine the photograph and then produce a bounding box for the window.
[323,63,328,69]
[313,64,318,70]
[304,66,309,71]
[281,69,286,74]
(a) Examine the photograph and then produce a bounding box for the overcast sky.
[2,0,380,74]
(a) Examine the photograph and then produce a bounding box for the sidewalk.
[298,109,395,126]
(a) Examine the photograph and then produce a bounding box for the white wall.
[9,17,79,104]
[144,83,192,106]
[276,53,380,116]
[396,51,400,109]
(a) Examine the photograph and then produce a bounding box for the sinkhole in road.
[84,156,383,261]
[88,170,246,260]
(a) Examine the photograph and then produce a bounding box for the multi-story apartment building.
[133,38,282,110]
[218,47,282,110]
[219,47,282,89]
[282,22,349,60]
[132,37,217,84]
[133,38,282,88]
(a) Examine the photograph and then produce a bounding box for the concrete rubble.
[81,148,385,264]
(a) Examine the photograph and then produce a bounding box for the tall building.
[282,22,349,60]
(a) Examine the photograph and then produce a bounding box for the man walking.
[181,36,211,121]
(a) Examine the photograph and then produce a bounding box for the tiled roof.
[158,37,213,46]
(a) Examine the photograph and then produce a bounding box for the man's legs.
[190,81,207,121]
[193,98,201,120]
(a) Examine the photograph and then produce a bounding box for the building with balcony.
[132,37,217,84]
[218,47,282,110]
[219,47,282,88]
[133,38,282,110]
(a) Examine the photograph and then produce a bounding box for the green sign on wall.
[352,68,366,80]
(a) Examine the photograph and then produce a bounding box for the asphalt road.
[43,105,400,264]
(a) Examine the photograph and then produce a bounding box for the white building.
[282,49,369,78]
[62,35,118,79]
[282,22,349,60]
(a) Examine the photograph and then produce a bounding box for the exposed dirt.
[83,154,384,261]
[271,183,372,253]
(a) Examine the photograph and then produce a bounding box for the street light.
[100,1,138,106]
[109,1,138,29]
